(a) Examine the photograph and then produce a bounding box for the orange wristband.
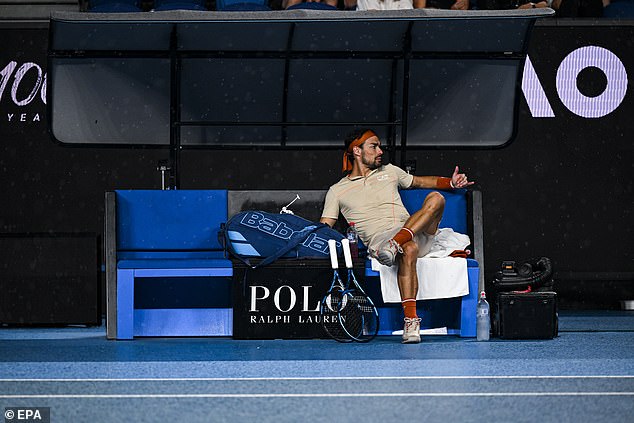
[436,177,453,189]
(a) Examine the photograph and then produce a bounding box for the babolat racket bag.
[221,211,345,268]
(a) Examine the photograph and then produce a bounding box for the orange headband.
[342,130,377,173]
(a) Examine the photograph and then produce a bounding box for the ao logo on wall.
[1,60,46,124]
[523,45,628,119]
[0,44,630,126]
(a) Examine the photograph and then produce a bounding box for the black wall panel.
[0,22,632,310]
[0,234,100,325]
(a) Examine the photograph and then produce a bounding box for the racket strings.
[343,295,374,313]
[321,288,352,342]
[339,291,379,341]
[322,266,379,342]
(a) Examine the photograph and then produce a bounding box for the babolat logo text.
[240,212,330,255]
[4,407,50,423]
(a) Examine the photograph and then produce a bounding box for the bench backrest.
[116,190,228,256]
[113,188,468,255]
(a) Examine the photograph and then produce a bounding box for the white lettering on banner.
[239,212,333,256]
[556,46,628,118]
[247,313,346,324]
[250,315,291,324]
[0,60,46,107]
[522,56,555,118]
[299,315,324,324]
[273,285,296,313]
[302,285,321,312]
[522,45,628,118]
[40,72,47,104]
[249,286,270,312]
[250,284,321,313]
[12,62,44,106]
[299,315,344,324]
[0,61,17,102]
[6,113,40,122]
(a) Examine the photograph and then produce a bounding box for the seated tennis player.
[320,129,474,343]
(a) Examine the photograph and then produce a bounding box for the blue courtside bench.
[105,189,484,340]
[105,190,233,340]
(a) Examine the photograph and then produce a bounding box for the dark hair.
[344,128,374,150]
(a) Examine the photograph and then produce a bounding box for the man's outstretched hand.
[451,166,475,189]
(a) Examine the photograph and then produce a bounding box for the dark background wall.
[1,21,632,310]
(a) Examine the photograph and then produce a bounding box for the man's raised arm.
[410,166,474,190]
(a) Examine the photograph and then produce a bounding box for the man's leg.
[375,192,446,266]
[398,241,422,343]
[397,241,420,300]
[401,191,445,237]
[383,192,445,343]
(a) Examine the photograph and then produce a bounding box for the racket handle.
[328,239,339,270]
[341,238,353,269]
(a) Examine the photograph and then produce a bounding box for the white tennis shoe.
[373,238,403,267]
[402,317,421,344]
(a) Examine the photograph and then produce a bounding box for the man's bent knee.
[424,191,446,212]
[401,241,419,262]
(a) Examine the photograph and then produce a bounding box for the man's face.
[359,136,383,170]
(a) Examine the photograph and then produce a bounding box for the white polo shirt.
[321,164,414,247]
[356,0,414,10]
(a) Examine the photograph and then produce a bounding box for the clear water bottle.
[346,222,359,258]
[476,290,490,341]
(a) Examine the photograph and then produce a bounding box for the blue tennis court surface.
[1,311,633,422]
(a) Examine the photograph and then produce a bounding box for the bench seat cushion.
[118,258,232,269]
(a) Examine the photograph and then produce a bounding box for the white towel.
[371,228,471,302]
[426,227,472,258]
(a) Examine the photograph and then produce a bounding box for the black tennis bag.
[222,210,345,268]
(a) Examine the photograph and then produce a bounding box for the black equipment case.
[491,257,558,339]
[495,291,558,339]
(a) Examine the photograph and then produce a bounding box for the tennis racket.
[320,239,352,342]
[339,238,380,342]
